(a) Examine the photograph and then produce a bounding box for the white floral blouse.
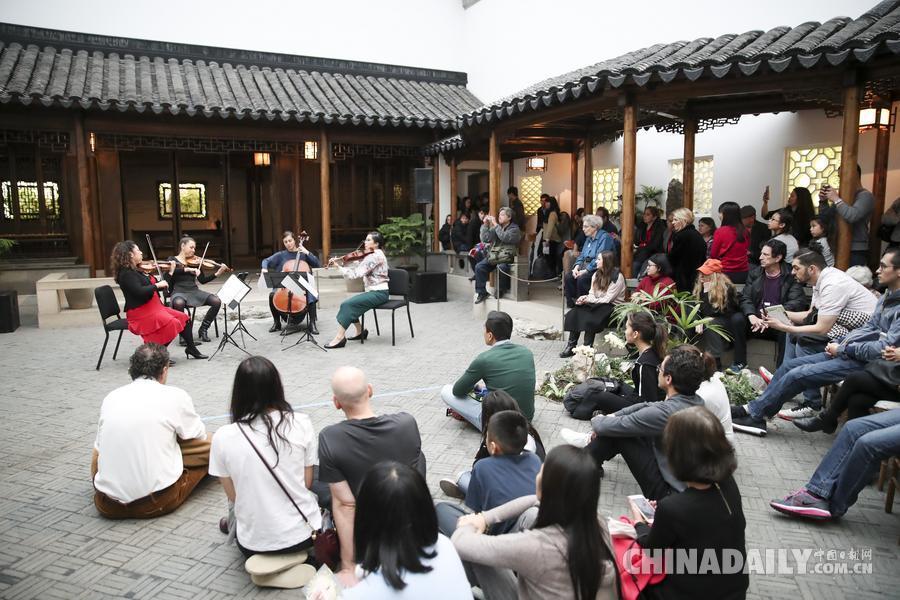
[340,249,389,292]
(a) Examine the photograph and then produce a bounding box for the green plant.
[0,238,15,257]
[537,363,577,401]
[377,213,432,257]
[612,287,731,347]
[721,370,761,406]
[635,185,664,212]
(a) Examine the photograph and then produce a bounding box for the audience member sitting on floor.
[710,202,750,284]
[808,215,835,268]
[560,251,626,358]
[209,356,318,588]
[694,349,735,443]
[436,410,542,537]
[698,216,716,258]
[770,349,900,521]
[729,239,809,370]
[443,311,536,430]
[317,366,426,586]
[794,344,900,433]
[742,204,770,267]
[693,259,740,371]
[563,311,667,420]
[440,390,545,500]
[767,209,799,263]
[564,214,616,308]
[634,406,748,599]
[342,462,473,600]
[562,345,706,500]
[635,253,675,310]
[668,207,708,292]
[633,206,666,277]
[756,250,878,421]
[92,343,211,519]
[473,207,522,304]
[452,445,617,600]
[731,247,900,437]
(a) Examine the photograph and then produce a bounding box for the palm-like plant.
[612,286,731,348]
[0,238,15,257]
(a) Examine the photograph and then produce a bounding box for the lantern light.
[253,152,271,167]
[526,156,547,172]
[303,141,318,160]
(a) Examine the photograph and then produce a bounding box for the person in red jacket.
[709,202,750,284]
[635,253,676,312]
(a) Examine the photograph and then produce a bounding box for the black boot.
[198,319,212,343]
[559,340,577,358]
[307,304,319,335]
[269,319,282,333]
[180,327,208,360]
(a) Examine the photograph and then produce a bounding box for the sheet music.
[282,275,306,299]
[293,272,319,300]
[217,274,252,307]
[257,272,268,291]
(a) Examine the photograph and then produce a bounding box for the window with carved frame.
[520,175,542,216]
[592,168,620,211]
[669,156,714,216]
[784,145,842,197]
[158,182,207,219]
[2,181,60,219]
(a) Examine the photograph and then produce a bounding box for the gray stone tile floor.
[0,298,897,598]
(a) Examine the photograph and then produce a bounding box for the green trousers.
[336,289,389,329]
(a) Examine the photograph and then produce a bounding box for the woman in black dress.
[168,236,230,342]
[560,251,626,357]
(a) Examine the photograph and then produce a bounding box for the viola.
[184,256,232,272]
[137,260,175,274]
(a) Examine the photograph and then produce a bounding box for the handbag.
[488,243,516,265]
[237,424,341,569]
[865,359,900,390]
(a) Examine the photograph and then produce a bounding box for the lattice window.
[785,145,842,196]
[592,168,620,211]
[2,181,60,219]
[670,156,714,216]
[520,175,542,216]
[158,183,207,219]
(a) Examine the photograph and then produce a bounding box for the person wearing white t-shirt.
[92,343,210,519]
[695,353,735,444]
[209,357,321,576]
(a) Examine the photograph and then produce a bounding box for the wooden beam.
[621,99,638,278]
[570,149,578,215]
[870,123,891,272]
[294,153,303,231]
[489,130,500,215]
[583,136,593,214]
[450,157,458,219]
[682,116,696,211]
[320,127,331,260]
[835,85,861,270]
[73,115,96,274]
[433,158,440,251]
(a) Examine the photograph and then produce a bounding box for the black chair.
[187,305,220,338]
[361,268,414,346]
[95,285,131,370]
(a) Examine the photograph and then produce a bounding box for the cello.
[272,231,312,318]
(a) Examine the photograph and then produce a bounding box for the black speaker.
[409,271,446,303]
[414,168,434,204]
[0,290,20,333]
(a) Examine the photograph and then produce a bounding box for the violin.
[137,260,175,274]
[328,241,374,267]
[184,256,232,272]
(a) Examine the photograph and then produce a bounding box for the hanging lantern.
[526,156,547,172]
[858,105,894,132]
[304,141,318,160]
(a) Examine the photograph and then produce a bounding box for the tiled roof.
[462,0,900,126]
[0,23,483,128]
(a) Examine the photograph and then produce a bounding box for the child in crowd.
[808,215,835,267]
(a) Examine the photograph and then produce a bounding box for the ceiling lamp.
[859,105,894,133]
[526,156,547,172]
[304,141,319,160]
[253,152,271,167]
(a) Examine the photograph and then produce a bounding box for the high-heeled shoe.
[347,329,368,341]
[185,347,208,359]
[323,338,346,349]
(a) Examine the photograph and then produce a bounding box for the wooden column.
[320,128,331,260]
[489,130,500,215]
[870,123,891,271]
[570,150,578,215]
[836,85,861,270]
[682,116,696,211]
[583,137,593,214]
[170,151,182,244]
[621,98,638,278]
[73,115,96,274]
[449,157,458,219]
[433,158,440,251]
[293,153,303,230]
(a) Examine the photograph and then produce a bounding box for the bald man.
[317,366,426,582]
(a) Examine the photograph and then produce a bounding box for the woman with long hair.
[561,250,626,357]
[693,259,740,370]
[633,406,747,599]
[562,311,668,420]
[709,202,749,284]
[344,462,473,599]
[542,196,562,275]
[698,217,717,257]
[167,235,230,343]
[452,444,617,600]
[325,231,390,348]
[762,186,815,247]
[208,356,319,587]
[110,240,205,360]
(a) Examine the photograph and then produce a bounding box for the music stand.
[208,273,254,360]
[266,271,326,353]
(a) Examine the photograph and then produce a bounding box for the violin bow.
[198,241,211,276]
[144,234,165,281]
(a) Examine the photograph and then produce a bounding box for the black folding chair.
[95,285,131,370]
[361,268,414,346]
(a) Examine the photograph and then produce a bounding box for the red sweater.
[710,226,749,273]
[636,275,675,312]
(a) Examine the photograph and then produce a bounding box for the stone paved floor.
[0,297,897,599]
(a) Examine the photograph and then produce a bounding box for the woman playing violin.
[167,236,230,343]
[324,231,388,349]
[261,230,321,334]
[110,241,206,360]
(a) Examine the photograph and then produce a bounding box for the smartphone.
[628,494,656,522]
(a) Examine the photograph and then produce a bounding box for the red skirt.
[126,295,189,345]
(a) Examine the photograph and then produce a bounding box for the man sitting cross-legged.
[442,310,536,430]
[91,343,211,519]
[731,247,900,436]
[317,366,426,586]
[562,344,706,501]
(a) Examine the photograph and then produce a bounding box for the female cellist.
[167,236,230,343]
[261,230,320,334]
[110,240,207,360]
[324,231,389,349]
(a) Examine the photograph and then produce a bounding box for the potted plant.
[635,185,664,213]
[377,212,432,269]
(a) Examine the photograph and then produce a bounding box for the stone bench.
[36,273,119,328]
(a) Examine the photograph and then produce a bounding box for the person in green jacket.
[442,311,536,430]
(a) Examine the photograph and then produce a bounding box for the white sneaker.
[777,406,819,421]
[560,427,592,448]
